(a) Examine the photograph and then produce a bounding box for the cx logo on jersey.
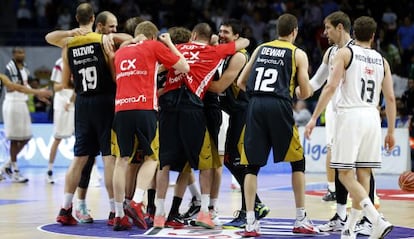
[120,59,136,71]
[183,51,200,61]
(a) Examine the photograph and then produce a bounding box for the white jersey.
[51,58,74,111]
[325,39,353,112]
[337,45,384,109]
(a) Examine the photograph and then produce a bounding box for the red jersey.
[163,41,236,99]
[114,40,180,112]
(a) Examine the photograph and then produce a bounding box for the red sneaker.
[236,220,261,237]
[125,200,147,229]
[107,211,115,226]
[165,215,185,229]
[195,211,215,229]
[113,215,132,231]
[56,207,78,225]
[153,215,166,228]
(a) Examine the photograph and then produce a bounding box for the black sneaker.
[322,189,336,201]
[222,210,247,229]
[181,196,201,220]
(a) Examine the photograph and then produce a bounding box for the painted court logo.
[39,217,414,238]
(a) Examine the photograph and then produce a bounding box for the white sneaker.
[12,170,28,183]
[293,216,319,234]
[237,220,260,237]
[318,213,347,232]
[355,216,373,236]
[209,207,222,226]
[46,170,55,184]
[0,171,5,181]
[369,216,393,239]
[341,228,356,239]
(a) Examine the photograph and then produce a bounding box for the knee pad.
[290,159,305,172]
[245,165,260,176]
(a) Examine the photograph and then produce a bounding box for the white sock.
[115,202,124,217]
[155,198,165,216]
[188,182,201,200]
[209,198,218,209]
[132,188,145,203]
[246,211,255,225]
[77,199,86,210]
[328,182,336,192]
[63,193,74,209]
[200,194,210,212]
[345,208,361,231]
[48,163,53,171]
[360,197,379,223]
[296,207,306,220]
[337,203,347,220]
[109,198,115,212]
[11,162,18,171]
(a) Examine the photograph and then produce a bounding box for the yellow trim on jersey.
[284,125,303,162]
[198,130,214,170]
[67,32,103,48]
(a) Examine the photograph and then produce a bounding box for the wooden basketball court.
[0,167,413,238]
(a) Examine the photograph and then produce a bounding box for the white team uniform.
[311,40,353,147]
[330,45,384,169]
[3,61,32,140]
[51,58,74,139]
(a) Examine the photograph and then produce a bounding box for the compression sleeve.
[309,63,329,91]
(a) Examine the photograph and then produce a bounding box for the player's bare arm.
[209,52,247,93]
[159,33,190,73]
[234,37,250,51]
[295,48,313,100]
[304,47,349,139]
[381,58,397,152]
[45,28,90,48]
[237,47,259,91]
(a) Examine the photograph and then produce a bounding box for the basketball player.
[305,16,396,239]
[237,13,317,237]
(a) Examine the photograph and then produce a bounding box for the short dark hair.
[124,17,145,36]
[168,27,191,44]
[277,13,298,37]
[353,16,377,42]
[192,23,212,41]
[220,19,243,35]
[325,11,351,32]
[134,21,159,39]
[76,3,94,25]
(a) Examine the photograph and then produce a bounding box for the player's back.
[338,45,384,109]
[67,32,115,96]
[246,40,297,101]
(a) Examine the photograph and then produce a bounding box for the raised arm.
[237,46,259,91]
[159,33,189,73]
[234,37,250,51]
[45,28,90,48]
[209,52,247,93]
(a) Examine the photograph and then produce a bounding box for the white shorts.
[53,89,75,138]
[2,99,32,140]
[324,103,335,147]
[53,109,74,139]
[330,108,381,169]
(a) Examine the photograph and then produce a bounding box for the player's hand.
[35,88,52,104]
[132,34,147,43]
[158,33,172,45]
[384,133,395,153]
[210,34,219,45]
[103,34,115,54]
[304,117,317,140]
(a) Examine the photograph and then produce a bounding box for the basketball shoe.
[107,211,115,226]
[75,204,93,223]
[254,202,270,219]
[195,211,215,229]
[322,189,336,201]
[113,215,132,231]
[209,206,222,226]
[12,170,28,183]
[236,220,260,237]
[153,215,166,228]
[124,200,147,229]
[318,213,347,232]
[355,216,373,236]
[369,216,393,239]
[181,196,201,220]
[293,215,319,234]
[165,214,186,229]
[222,210,247,229]
[56,206,78,225]
[46,170,54,184]
[341,228,356,239]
